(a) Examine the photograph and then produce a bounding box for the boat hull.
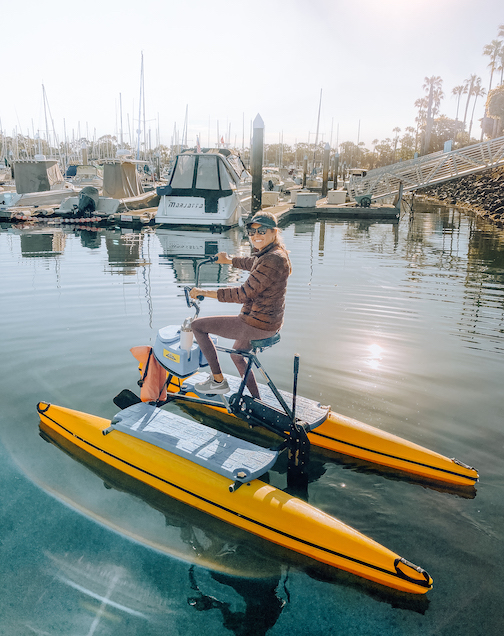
[173,374,479,488]
[155,193,245,227]
[37,401,433,595]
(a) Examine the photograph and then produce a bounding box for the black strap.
[137,348,153,387]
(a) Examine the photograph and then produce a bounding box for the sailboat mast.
[119,93,124,147]
[313,88,322,168]
[185,105,188,147]
[42,84,50,157]
[136,52,144,160]
[143,77,147,156]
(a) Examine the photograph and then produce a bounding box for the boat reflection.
[157,226,247,285]
[9,226,67,256]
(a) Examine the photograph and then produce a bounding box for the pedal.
[221,395,231,412]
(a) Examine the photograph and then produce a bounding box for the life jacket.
[130,346,168,402]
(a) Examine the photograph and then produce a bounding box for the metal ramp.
[348,136,504,201]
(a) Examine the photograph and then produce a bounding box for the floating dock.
[260,198,399,226]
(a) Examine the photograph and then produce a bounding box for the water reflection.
[44,551,171,623]
[105,230,151,275]
[13,228,66,256]
[404,206,504,349]
[38,420,283,577]
[79,228,102,250]
[187,565,286,636]
[366,343,384,370]
[158,227,247,285]
[1,206,503,633]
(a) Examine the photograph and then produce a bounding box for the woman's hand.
[189,287,218,300]
[216,252,233,265]
[189,287,204,299]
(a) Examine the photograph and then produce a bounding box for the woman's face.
[248,224,277,251]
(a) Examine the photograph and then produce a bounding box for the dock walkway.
[264,199,399,226]
[348,136,504,201]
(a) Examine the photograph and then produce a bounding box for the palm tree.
[423,76,443,116]
[399,127,415,160]
[495,25,504,84]
[432,88,444,117]
[414,96,428,152]
[462,75,480,130]
[422,76,443,154]
[392,127,401,161]
[483,40,503,91]
[451,85,466,120]
[497,46,504,86]
[468,81,486,138]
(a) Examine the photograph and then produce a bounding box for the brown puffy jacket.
[216,242,291,331]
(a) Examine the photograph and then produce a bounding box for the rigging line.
[141,231,153,328]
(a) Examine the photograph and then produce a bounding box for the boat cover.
[13,160,65,193]
[102,162,144,198]
[110,402,278,485]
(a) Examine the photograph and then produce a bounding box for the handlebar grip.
[184,287,205,304]
[199,255,218,266]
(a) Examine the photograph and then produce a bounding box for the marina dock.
[263,197,400,226]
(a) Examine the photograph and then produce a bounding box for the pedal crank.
[228,393,292,438]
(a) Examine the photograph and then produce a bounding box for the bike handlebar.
[184,255,220,310]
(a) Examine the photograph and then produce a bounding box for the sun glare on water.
[367,343,383,370]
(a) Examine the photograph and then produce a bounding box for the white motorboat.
[155,148,251,228]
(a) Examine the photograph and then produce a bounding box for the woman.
[189,211,292,396]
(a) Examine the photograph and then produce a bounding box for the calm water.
[1,204,503,635]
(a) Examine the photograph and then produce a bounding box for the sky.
[1,0,503,152]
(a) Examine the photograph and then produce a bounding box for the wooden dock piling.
[251,114,264,214]
[322,143,330,197]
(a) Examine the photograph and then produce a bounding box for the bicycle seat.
[250,333,281,352]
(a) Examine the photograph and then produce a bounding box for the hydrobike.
[120,257,479,490]
[35,258,473,595]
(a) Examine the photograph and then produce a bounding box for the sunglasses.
[247,226,271,236]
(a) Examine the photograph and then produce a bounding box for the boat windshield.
[196,155,219,190]
[170,155,195,189]
[218,160,235,190]
[169,153,237,192]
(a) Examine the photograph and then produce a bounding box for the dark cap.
[246,213,277,229]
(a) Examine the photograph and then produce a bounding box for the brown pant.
[191,315,277,398]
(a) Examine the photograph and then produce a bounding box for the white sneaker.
[194,374,230,395]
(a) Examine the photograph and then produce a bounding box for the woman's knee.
[190,317,207,336]
[230,352,246,370]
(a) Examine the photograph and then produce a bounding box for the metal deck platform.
[185,372,329,431]
[110,402,278,486]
